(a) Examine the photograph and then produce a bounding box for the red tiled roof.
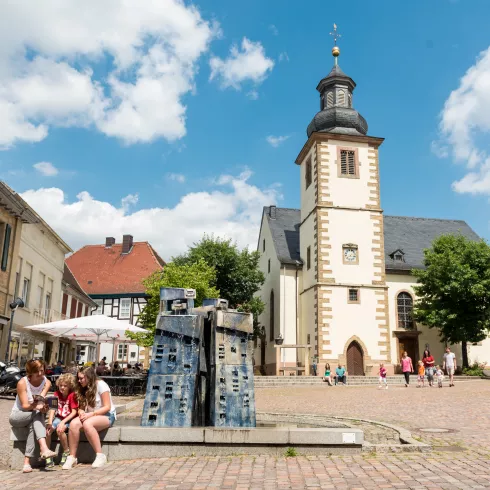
[66,242,165,295]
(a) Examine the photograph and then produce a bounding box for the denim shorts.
[105,411,116,427]
[52,417,70,430]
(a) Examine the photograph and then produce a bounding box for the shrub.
[462,362,485,377]
[285,447,298,457]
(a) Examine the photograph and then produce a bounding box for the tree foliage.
[127,259,219,347]
[173,235,265,309]
[412,234,490,367]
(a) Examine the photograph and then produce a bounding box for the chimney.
[105,237,116,248]
[269,205,276,219]
[122,234,133,254]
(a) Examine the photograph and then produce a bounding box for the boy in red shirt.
[46,373,78,468]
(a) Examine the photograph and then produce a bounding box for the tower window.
[326,91,334,108]
[268,259,271,274]
[306,246,311,270]
[263,239,265,252]
[337,90,345,106]
[348,288,360,304]
[338,148,358,178]
[305,157,312,189]
[348,93,352,108]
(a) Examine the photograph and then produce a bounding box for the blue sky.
[1,0,490,258]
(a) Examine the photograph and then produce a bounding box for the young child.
[378,363,388,389]
[435,365,444,388]
[417,360,425,388]
[46,373,78,468]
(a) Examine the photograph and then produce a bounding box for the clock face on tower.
[343,247,357,263]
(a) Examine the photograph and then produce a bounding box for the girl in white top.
[63,366,116,470]
[9,359,57,472]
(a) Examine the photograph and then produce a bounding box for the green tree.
[412,234,490,368]
[173,235,265,308]
[127,259,219,347]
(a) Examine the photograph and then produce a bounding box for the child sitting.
[45,373,78,468]
[378,363,388,389]
[435,365,444,388]
[417,361,425,388]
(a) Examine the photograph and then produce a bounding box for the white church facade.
[255,46,489,376]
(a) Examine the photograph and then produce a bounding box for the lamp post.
[4,298,24,364]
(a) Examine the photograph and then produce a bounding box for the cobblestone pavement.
[1,381,490,489]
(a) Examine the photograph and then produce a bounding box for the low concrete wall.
[10,426,363,469]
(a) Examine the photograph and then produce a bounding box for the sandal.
[23,464,32,473]
[40,449,57,460]
[60,451,70,466]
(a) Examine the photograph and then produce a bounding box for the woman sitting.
[9,359,57,473]
[62,366,116,469]
[322,363,333,386]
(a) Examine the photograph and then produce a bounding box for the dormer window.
[389,249,405,262]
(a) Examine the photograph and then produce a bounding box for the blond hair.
[56,373,75,391]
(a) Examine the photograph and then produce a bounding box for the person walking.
[400,351,413,387]
[443,347,457,387]
[422,349,435,387]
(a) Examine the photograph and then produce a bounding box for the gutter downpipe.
[283,263,286,371]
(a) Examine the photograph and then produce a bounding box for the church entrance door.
[346,341,364,375]
[398,337,418,371]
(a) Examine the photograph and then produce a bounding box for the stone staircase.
[254,375,478,388]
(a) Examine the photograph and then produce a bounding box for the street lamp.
[4,297,24,364]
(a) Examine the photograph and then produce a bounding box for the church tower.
[296,27,390,375]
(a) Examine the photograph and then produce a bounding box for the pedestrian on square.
[9,359,57,473]
[417,361,425,388]
[62,366,116,470]
[312,356,318,376]
[323,363,333,385]
[400,351,413,387]
[422,349,435,387]
[378,363,388,389]
[334,364,346,385]
[443,347,457,387]
[435,365,444,388]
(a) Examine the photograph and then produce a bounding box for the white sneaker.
[62,455,77,470]
[92,453,107,468]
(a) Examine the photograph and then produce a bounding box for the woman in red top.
[422,349,435,387]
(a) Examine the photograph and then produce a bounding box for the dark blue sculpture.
[141,288,255,428]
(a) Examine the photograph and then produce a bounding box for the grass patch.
[285,447,298,457]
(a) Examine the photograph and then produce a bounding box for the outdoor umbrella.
[24,314,147,362]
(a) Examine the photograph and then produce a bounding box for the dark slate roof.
[383,216,481,272]
[307,107,368,137]
[262,207,481,270]
[262,207,301,265]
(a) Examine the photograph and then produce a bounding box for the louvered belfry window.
[340,150,356,176]
[326,91,334,108]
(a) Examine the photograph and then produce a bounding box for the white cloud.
[209,38,274,90]
[247,90,259,100]
[269,25,279,36]
[121,193,139,211]
[166,173,186,183]
[33,161,58,176]
[0,0,218,147]
[430,140,449,159]
[437,46,490,194]
[278,52,289,62]
[20,171,281,259]
[266,135,290,147]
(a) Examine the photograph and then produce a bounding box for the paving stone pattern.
[1,381,490,489]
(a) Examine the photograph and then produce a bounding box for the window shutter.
[348,151,356,175]
[340,150,347,174]
[326,91,333,108]
[337,90,345,106]
[1,224,11,272]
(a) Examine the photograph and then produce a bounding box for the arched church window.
[337,90,345,106]
[326,91,334,108]
[269,290,275,341]
[397,292,414,329]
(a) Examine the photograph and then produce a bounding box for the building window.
[339,149,357,177]
[1,223,11,272]
[118,344,128,360]
[22,278,30,307]
[337,89,345,106]
[305,156,312,189]
[269,290,275,341]
[44,293,51,322]
[120,298,131,319]
[306,246,311,270]
[397,292,414,329]
[326,91,334,108]
[93,299,103,315]
[268,259,271,274]
[263,239,265,252]
[348,288,360,304]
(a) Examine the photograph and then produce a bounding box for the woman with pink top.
[400,351,414,387]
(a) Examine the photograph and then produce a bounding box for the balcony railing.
[30,308,68,325]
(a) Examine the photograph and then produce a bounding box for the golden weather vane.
[329,23,341,64]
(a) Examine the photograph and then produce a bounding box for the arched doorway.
[346,341,364,375]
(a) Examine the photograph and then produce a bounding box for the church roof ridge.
[384,215,468,224]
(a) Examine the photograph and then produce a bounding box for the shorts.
[379,376,387,384]
[418,375,424,381]
[52,417,70,430]
[446,367,455,376]
[105,412,116,427]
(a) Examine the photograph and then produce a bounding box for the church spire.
[306,24,368,137]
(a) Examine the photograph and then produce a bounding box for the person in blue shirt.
[53,361,64,375]
[334,364,346,385]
